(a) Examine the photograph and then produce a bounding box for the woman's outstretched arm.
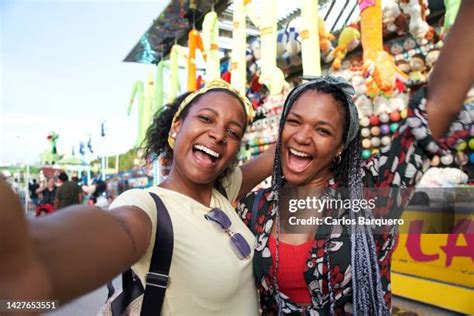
[0,179,152,304]
[238,143,276,200]
[427,1,474,139]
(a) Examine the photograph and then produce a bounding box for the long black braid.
[271,80,386,315]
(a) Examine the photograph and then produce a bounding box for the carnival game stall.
[125,0,473,313]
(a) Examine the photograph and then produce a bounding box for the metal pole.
[24,164,30,213]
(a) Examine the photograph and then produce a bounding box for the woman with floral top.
[238,3,473,314]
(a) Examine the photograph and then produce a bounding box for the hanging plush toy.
[360,0,407,97]
[408,55,427,85]
[317,15,335,55]
[155,60,169,113]
[399,0,434,44]
[47,132,59,155]
[330,25,360,71]
[202,10,220,81]
[169,44,187,102]
[382,0,402,33]
[187,29,206,91]
[276,26,302,69]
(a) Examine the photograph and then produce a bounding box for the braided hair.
[272,79,388,315]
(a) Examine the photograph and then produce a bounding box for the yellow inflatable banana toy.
[330,26,360,71]
[128,80,145,147]
[169,44,187,102]
[301,0,321,76]
[231,0,247,95]
[245,0,288,95]
[202,10,220,81]
[318,15,335,55]
[360,0,407,97]
[144,72,154,133]
[155,60,169,113]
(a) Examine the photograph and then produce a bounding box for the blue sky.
[1,0,168,165]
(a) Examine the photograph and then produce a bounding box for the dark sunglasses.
[204,208,252,260]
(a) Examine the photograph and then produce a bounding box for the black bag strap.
[109,192,173,316]
[250,189,266,234]
[110,269,144,315]
[213,181,228,199]
[140,192,174,316]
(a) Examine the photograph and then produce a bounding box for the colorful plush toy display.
[381,0,402,33]
[399,0,434,43]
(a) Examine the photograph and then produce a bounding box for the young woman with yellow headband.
[0,79,274,315]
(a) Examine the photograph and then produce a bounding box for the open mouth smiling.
[287,147,314,172]
[192,143,221,167]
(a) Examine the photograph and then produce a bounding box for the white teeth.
[194,144,220,158]
[289,148,311,158]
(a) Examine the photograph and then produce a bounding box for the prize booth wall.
[125,0,473,313]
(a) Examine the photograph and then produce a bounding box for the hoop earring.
[333,155,341,165]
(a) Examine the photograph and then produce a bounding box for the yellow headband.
[168,79,254,149]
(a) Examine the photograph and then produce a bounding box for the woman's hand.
[0,180,53,301]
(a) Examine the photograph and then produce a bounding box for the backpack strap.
[110,269,144,315]
[250,189,266,234]
[109,192,174,316]
[213,181,228,199]
[140,192,174,316]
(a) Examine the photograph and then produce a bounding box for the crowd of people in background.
[0,170,122,216]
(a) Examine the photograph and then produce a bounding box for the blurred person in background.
[28,179,40,206]
[54,172,83,209]
[35,178,57,217]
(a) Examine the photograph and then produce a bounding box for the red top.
[268,234,313,304]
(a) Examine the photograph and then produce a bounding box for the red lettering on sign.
[440,219,474,267]
[405,220,439,262]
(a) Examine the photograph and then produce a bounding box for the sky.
[0,0,169,165]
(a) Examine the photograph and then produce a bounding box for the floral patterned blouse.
[237,87,472,315]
